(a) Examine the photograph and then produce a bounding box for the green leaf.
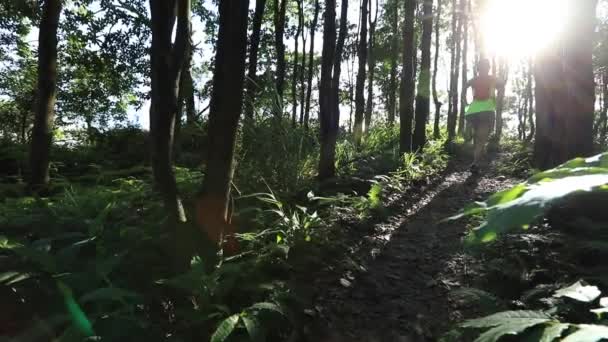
[242,314,265,342]
[562,324,608,342]
[473,319,549,342]
[462,310,552,328]
[210,314,240,342]
[468,174,608,243]
[554,281,601,303]
[250,302,285,316]
[0,235,22,249]
[540,323,570,342]
[0,271,33,285]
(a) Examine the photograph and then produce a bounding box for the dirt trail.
[312,155,519,341]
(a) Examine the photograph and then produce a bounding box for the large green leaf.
[562,324,608,342]
[250,302,285,316]
[452,153,608,243]
[554,281,602,303]
[540,323,570,342]
[473,320,550,342]
[242,314,265,342]
[210,314,240,342]
[462,310,552,328]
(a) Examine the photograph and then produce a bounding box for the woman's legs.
[473,112,493,165]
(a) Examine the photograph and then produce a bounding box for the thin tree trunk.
[457,0,468,135]
[149,0,191,223]
[175,49,195,141]
[494,59,508,142]
[244,0,267,121]
[399,0,417,153]
[274,0,288,114]
[364,0,379,132]
[304,0,320,129]
[387,0,399,125]
[331,0,349,123]
[413,0,433,151]
[446,0,461,143]
[197,0,249,253]
[318,0,338,180]
[599,69,608,145]
[299,0,307,124]
[526,58,536,142]
[354,0,369,144]
[29,0,62,190]
[292,0,302,125]
[432,0,442,139]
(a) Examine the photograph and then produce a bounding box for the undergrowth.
[0,124,450,341]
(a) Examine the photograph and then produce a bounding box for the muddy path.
[308,153,519,342]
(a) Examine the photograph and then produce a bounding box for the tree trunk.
[526,58,535,142]
[457,0,468,135]
[599,69,608,145]
[149,0,191,223]
[354,0,369,144]
[364,0,379,132]
[292,0,302,125]
[534,0,597,169]
[299,0,307,124]
[446,0,462,143]
[399,0,417,153]
[274,0,288,114]
[432,0,442,139]
[413,0,433,151]
[29,0,62,190]
[197,0,249,253]
[331,0,349,124]
[494,59,508,142]
[387,0,399,125]
[304,0,320,129]
[318,0,338,180]
[244,0,267,121]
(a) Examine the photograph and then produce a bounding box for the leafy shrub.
[452,152,608,243]
[455,281,608,342]
[236,117,319,195]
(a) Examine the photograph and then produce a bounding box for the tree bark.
[29,0,62,190]
[413,0,433,151]
[599,69,608,146]
[446,0,462,143]
[526,58,535,142]
[274,0,288,113]
[197,0,249,253]
[457,0,468,135]
[432,0,442,139]
[149,0,191,223]
[387,0,399,125]
[494,59,508,142]
[244,0,267,121]
[318,0,338,180]
[331,0,349,123]
[399,0,417,153]
[299,0,307,124]
[534,0,597,169]
[304,0,320,129]
[354,0,369,144]
[364,0,379,132]
[292,0,303,125]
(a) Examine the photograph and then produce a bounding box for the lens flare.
[481,0,569,60]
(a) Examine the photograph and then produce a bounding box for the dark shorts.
[466,111,495,129]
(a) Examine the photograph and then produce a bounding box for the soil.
[303,152,522,341]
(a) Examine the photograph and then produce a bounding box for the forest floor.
[304,150,522,341]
